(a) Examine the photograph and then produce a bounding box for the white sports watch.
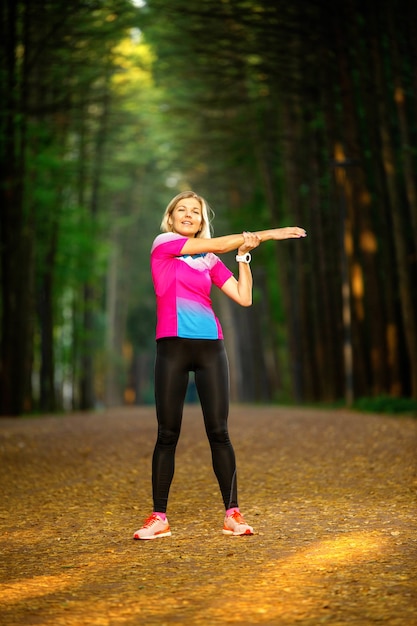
[236,252,252,264]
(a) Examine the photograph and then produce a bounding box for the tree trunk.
[371,25,417,399]
[0,0,33,415]
[38,269,56,412]
[80,66,112,410]
[388,6,417,259]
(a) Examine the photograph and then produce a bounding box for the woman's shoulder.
[151,232,186,253]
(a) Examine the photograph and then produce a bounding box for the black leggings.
[152,337,238,513]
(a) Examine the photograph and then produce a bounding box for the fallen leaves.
[0,405,416,625]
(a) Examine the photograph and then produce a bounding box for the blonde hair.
[160,191,214,238]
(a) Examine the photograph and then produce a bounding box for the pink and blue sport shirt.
[151,232,233,340]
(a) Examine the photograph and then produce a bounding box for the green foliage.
[353,396,417,416]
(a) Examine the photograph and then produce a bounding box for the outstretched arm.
[221,228,310,306]
[179,226,307,307]
[179,226,306,256]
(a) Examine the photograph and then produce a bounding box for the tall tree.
[0,0,141,415]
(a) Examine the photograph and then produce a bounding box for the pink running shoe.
[223,511,254,536]
[133,513,172,540]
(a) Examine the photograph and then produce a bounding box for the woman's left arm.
[220,231,260,307]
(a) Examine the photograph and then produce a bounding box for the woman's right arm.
[180,227,306,256]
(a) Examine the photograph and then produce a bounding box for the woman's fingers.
[272,227,307,240]
[293,227,307,238]
[284,227,307,238]
[242,231,261,250]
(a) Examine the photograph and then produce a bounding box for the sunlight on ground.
[204,532,392,623]
[0,574,72,603]
[281,531,389,568]
[1,531,392,625]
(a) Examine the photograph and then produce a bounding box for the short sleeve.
[210,256,233,289]
[151,233,188,258]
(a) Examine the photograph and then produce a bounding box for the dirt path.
[0,405,416,626]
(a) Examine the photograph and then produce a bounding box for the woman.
[133,191,306,540]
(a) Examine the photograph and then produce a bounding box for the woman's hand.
[237,231,261,255]
[270,227,307,240]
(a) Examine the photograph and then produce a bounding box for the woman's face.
[169,197,203,237]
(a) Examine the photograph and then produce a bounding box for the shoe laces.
[143,513,161,528]
[228,511,246,524]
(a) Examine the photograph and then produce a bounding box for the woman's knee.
[157,426,181,447]
[206,425,231,445]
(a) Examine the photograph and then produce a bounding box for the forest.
[1,0,417,416]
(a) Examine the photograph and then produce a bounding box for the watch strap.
[235,252,252,264]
